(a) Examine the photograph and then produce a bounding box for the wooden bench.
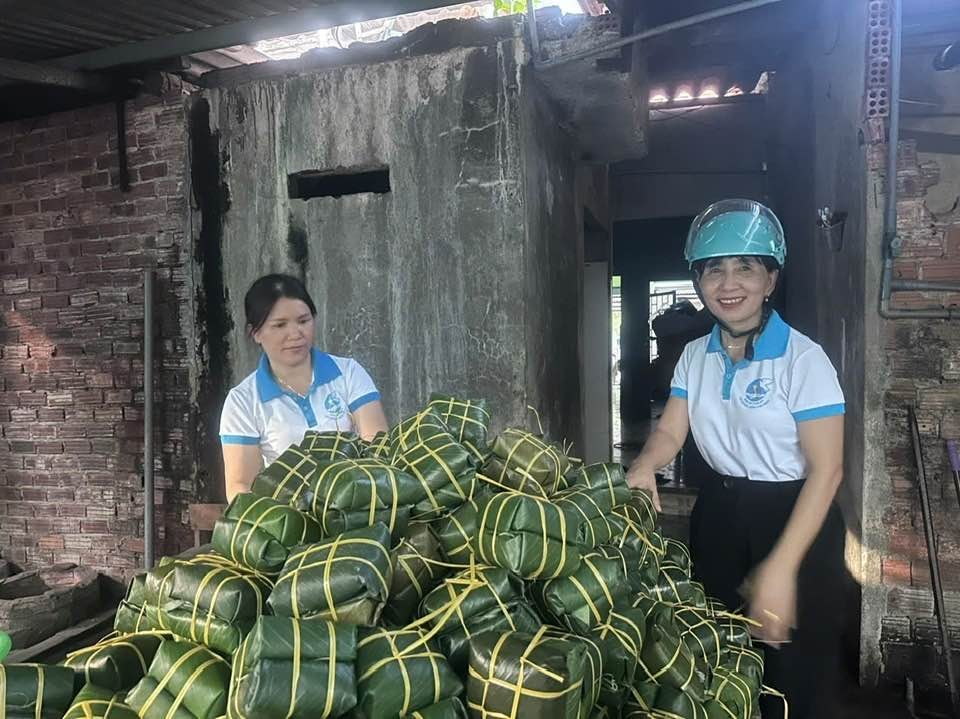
[188,504,226,547]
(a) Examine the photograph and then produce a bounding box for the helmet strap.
[712,298,773,361]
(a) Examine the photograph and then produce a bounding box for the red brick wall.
[877,138,960,685]
[0,81,198,580]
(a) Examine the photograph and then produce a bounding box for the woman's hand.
[626,462,662,512]
[744,559,797,646]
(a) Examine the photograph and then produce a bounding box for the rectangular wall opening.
[288,166,391,199]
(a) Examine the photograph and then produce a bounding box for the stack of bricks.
[878,138,960,685]
[0,79,199,581]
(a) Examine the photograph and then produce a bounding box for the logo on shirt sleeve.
[741,378,774,408]
[324,392,346,419]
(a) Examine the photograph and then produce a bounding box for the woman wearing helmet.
[627,200,846,718]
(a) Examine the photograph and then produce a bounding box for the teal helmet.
[685,199,786,269]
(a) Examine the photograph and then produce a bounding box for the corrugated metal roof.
[0,0,321,63]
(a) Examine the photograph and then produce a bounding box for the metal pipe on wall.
[536,0,784,70]
[879,0,960,320]
[526,0,541,65]
[143,269,155,570]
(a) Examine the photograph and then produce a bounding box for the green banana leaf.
[383,522,448,627]
[364,432,393,460]
[663,539,692,573]
[704,665,760,719]
[623,489,658,534]
[532,550,632,632]
[637,621,708,703]
[479,454,550,498]
[586,607,647,690]
[228,616,357,719]
[624,682,659,715]
[433,496,484,564]
[418,565,540,674]
[300,430,363,462]
[391,418,478,520]
[427,393,491,461]
[720,646,764,689]
[490,427,571,496]
[554,484,631,549]
[712,614,752,649]
[63,632,166,692]
[409,696,468,719]
[64,685,139,719]
[606,510,665,574]
[355,627,463,718]
[116,554,238,636]
[267,523,393,626]
[705,597,728,618]
[595,675,628,714]
[388,408,452,455]
[674,606,725,669]
[474,492,581,579]
[631,593,677,630]
[0,664,76,719]
[566,463,630,504]
[124,640,230,719]
[156,559,272,655]
[650,685,708,719]
[648,563,707,608]
[466,627,602,719]
[250,445,318,506]
[299,458,424,537]
[64,687,137,719]
[114,574,162,634]
[212,493,322,575]
[316,506,411,544]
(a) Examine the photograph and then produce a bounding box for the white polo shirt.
[670,311,844,482]
[219,348,381,465]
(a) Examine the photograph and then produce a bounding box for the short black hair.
[244,274,317,334]
[691,255,781,278]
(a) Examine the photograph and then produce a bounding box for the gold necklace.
[276,375,308,399]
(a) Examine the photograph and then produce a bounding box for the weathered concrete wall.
[203,33,587,441]
[518,71,584,450]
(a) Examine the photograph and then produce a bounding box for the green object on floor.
[64,684,139,719]
[63,632,166,692]
[228,617,358,719]
[211,493,322,575]
[267,523,393,626]
[0,663,77,719]
[125,639,230,719]
[0,632,10,661]
[355,626,463,718]
[466,626,602,719]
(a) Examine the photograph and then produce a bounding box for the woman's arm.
[223,444,263,502]
[625,396,690,511]
[747,413,844,642]
[352,400,389,441]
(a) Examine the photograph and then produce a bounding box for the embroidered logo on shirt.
[741,378,774,409]
[324,392,346,419]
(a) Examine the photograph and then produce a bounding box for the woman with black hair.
[626,200,847,718]
[219,274,388,500]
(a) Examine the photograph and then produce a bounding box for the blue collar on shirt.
[256,347,342,403]
[706,310,790,361]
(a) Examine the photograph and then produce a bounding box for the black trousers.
[688,472,847,719]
